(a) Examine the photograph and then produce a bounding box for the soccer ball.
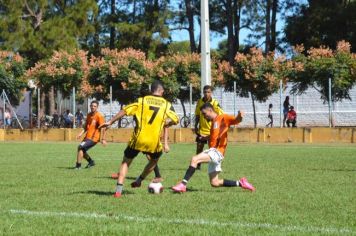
[148,182,163,194]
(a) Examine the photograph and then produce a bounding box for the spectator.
[63,109,74,128]
[283,96,290,127]
[4,108,11,127]
[286,106,297,127]
[266,103,273,127]
[75,109,84,127]
[52,110,60,128]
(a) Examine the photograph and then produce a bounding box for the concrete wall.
[1,128,355,144]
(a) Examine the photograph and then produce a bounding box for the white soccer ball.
[148,182,163,194]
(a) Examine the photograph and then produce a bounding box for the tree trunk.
[233,0,242,55]
[109,0,116,49]
[226,0,235,64]
[48,86,55,116]
[265,0,271,54]
[251,94,257,128]
[185,0,197,52]
[270,0,278,51]
[132,0,137,23]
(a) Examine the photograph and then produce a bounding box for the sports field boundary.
[7,209,354,234]
[1,127,356,143]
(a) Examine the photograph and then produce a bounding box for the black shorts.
[196,134,208,144]
[124,146,162,160]
[78,138,97,153]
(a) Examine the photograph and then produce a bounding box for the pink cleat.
[239,177,255,192]
[113,192,122,198]
[171,182,187,193]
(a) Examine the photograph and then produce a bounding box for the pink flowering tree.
[0,51,27,105]
[220,47,287,127]
[289,41,356,102]
[25,50,89,115]
[88,48,152,105]
[153,53,222,117]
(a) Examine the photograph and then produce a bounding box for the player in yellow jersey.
[75,100,106,169]
[194,85,223,169]
[100,81,179,198]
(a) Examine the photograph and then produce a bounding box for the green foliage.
[289,42,356,102]
[0,52,27,105]
[285,0,356,52]
[0,0,98,63]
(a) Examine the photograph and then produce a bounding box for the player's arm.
[164,105,179,127]
[99,102,137,129]
[76,122,87,140]
[98,114,107,146]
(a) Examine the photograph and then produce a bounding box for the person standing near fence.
[194,85,223,170]
[266,103,273,127]
[74,100,106,169]
[283,96,290,127]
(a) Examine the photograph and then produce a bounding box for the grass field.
[0,142,355,235]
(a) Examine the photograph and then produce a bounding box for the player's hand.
[194,127,199,135]
[76,134,82,140]
[237,110,244,122]
[163,143,170,153]
[101,140,107,147]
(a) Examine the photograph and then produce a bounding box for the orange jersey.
[209,114,240,155]
[84,111,105,142]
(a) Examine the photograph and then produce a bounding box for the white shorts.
[203,148,224,174]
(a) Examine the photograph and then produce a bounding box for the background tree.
[25,50,89,116]
[0,51,27,105]
[285,0,356,52]
[220,47,287,127]
[289,41,356,103]
[0,0,97,64]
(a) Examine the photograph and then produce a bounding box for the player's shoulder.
[96,112,104,118]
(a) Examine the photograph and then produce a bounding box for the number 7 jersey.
[123,95,179,153]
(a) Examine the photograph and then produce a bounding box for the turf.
[0,142,355,235]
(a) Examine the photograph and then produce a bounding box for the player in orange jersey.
[74,100,106,169]
[172,103,255,192]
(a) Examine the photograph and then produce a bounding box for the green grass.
[0,142,355,235]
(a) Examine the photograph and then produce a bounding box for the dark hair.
[151,80,164,93]
[203,85,213,91]
[290,106,294,110]
[91,100,99,106]
[200,102,214,111]
[269,103,273,108]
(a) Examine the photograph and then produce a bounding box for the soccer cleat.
[130,181,141,188]
[152,177,164,183]
[113,192,122,198]
[111,173,119,179]
[85,161,95,169]
[74,166,81,170]
[171,182,187,193]
[239,177,255,192]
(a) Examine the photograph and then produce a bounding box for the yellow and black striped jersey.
[195,97,224,136]
[124,95,179,153]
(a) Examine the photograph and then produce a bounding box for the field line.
[8,209,354,234]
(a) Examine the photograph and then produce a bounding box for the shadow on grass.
[78,190,135,196]
[56,167,76,170]
[94,176,136,180]
[309,168,356,172]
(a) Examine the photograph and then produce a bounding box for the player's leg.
[114,147,138,198]
[131,152,162,187]
[172,151,211,192]
[208,171,255,191]
[146,154,163,182]
[75,139,96,169]
[195,135,206,170]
